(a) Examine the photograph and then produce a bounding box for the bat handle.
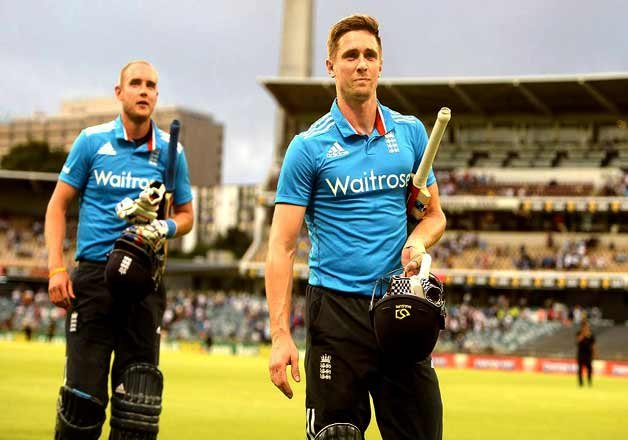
[406,185,420,216]
[419,253,432,279]
[437,107,451,123]
[170,119,181,134]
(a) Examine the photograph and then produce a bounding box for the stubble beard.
[344,83,375,104]
[124,105,152,125]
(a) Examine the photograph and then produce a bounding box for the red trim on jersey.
[147,127,154,151]
[375,107,386,135]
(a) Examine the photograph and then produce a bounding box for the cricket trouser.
[305,284,443,440]
[64,261,166,404]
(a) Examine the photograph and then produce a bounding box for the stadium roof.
[260,72,628,119]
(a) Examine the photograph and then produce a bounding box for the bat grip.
[419,254,432,279]
[406,185,420,216]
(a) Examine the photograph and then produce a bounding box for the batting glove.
[127,219,174,253]
[150,219,177,238]
[115,181,166,224]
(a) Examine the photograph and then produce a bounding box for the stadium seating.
[5,286,624,360]
[0,215,76,277]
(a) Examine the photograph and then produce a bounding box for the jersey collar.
[330,99,395,139]
[114,115,159,152]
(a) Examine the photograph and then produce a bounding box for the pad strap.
[314,422,362,440]
[55,386,105,440]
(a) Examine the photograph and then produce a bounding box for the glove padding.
[116,181,166,224]
[127,220,170,253]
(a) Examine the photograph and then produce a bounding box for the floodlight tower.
[265,0,314,189]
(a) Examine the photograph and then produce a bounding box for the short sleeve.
[173,145,193,205]
[59,130,91,190]
[275,136,316,206]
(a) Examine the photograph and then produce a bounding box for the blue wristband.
[165,219,177,238]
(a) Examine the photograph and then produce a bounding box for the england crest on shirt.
[149,149,160,166]
[385,132,399,153]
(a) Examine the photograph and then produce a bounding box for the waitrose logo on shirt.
[325,169,412,196]
[93,169,151,189]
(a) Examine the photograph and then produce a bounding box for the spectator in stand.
[515,245,535,270]
[575,319,596,387]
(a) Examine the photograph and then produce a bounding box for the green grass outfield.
[1,340,627,440]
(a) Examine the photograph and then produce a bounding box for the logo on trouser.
[69,312,78,332]
[320,354,332,380]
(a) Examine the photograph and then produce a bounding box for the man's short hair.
[118,60,159,86]
[327,14,381,60]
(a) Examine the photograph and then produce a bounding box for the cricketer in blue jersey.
[45,60,194,439]
[266,15,446,440]
[58,115,193,262]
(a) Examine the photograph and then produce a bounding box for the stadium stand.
[6,287,624,359]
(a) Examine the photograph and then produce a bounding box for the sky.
[1,0,627,184]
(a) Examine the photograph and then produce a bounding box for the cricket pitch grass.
[1,340,627,439]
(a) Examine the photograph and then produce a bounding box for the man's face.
[326,30,382,102]
[115,63,158,124]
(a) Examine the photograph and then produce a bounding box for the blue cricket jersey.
[276,100,436,295]
[59,116,193,262]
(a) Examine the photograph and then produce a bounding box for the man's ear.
[326,59,335,78]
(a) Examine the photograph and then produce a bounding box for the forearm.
[265,245,296,341]
[171,211,193,237]
[169,201,194,237]
[45,203,67,271]
[407,209,446,249]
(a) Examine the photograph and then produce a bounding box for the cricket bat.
[406,107,451,220]
[158,119,180,256]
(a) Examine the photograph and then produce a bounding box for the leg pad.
[314,423,362,440]
[55,386,105,440]
[109,363,163,440]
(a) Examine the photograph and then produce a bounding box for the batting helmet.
[105,226,164,302]
[370,257,446,363]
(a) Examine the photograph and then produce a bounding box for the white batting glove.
[116,197,157,223]
[115,182,166,224]
[138,181,166,208]
[150,219,172,238]
[128,222,165,253]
